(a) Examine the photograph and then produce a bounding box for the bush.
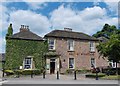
[86,73,106,78]
[5,70,14,76]
[22,69,42,75]
[102,68,120,75]
[33,69,42,75]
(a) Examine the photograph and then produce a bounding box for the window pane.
[24,58,32,69]
[49,39,55,50]
[69,58,74,69]
[90,42,95,52]
[91,58,95,67]
[68,40,74,51]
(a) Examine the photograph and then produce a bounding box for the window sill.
[49,49,56,52]
[90,51,95,53]
[68,50,75,52]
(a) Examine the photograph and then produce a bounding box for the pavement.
[1,74,119,84]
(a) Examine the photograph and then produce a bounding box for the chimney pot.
[64,28,72,31]
[20,25,29,32]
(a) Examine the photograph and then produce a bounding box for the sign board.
[19,66,23,70]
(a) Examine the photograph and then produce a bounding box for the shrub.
[86,73,106,78]
[102,68,120,75]
[22,69,42,75]
[5,70,14,76]
[14,70,23,75]
[33,69,42,75]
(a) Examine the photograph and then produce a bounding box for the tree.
[97,34,120,74]
[6,23,13,37]
[93,23,119,38]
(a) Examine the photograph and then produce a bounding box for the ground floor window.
[69,58,74,69]
[109,61,116,68]
[24,58,32,69]
[91,58,95,67]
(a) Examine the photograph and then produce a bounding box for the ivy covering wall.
[5,38,48,70]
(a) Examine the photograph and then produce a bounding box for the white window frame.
[90,41,95,52]
[69,58,75,69]
[23,58,33,70]
[48,39,55,50]
[91,58,96,68]
[68,40,74,51]
[109,61,116,68]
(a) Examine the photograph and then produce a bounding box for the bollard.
[17,72,20,78]
[74,70,77,80]
[43,71,45,79]
[96,72,98,80]
[31,70,33,78]
[2,69,4,77]
[57,71,59,80]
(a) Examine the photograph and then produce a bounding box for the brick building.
[44,28,108,74]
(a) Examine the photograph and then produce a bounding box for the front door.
[50,59,55,74]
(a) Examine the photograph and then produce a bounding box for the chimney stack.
[64,28,72,31]
[20,25,29,32]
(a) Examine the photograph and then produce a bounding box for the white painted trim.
[48,38,56,50]
[67,39,74,51]
[89,41,95,52]
[23,57,33,70]
[90,57,96,68]
[68,57,75,69]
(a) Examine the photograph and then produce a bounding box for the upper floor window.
[90,42,95,52]
[68,40,74,51]
[24,58,32,69]
[91,58,95,68]
[49,39,55,50]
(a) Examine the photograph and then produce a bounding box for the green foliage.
[101,75,120,80]
[5,38,48,71]
[85,73,106,78]
[97,34,120,63]
[6,23,13,37]
[4,70,14,76]
[93,23,120,38]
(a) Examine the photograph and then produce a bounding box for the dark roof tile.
[45,30,98,41]
[11,30,43,41]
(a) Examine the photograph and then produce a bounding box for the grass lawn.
[100,75,120,80]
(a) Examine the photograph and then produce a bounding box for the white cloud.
[50,5,118,35]
[23,0,47,10]
[9,10,51,36]
[0,4,10,53]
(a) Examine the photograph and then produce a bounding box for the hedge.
[102,68,120,75]
[5,69,43,76]
[86,73,106,78]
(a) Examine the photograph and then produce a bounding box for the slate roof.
[10,30,43,41]
[45,30,98,41]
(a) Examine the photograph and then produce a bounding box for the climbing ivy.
[5,38,48,71]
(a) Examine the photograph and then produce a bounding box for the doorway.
[50,59,55,74]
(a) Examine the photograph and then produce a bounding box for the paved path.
[1,74,119,84]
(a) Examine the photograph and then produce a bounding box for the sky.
[0,0,119,53]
